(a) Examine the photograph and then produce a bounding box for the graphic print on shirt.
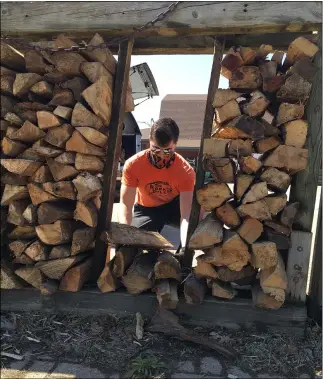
[145,181,173,196]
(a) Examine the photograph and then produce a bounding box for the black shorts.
[131,196,181,233]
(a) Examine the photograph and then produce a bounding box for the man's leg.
[131,203,166,232]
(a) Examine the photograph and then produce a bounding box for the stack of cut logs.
[185,36,319,309]
[0,33,134,293]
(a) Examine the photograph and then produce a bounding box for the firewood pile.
[186,36,319,309]
[0,33,134,293]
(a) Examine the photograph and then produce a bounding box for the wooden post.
[183,38,225,268]
[92,38,134,281]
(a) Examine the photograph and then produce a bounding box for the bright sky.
[129,55,229,129]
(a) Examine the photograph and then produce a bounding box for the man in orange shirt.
[119,118,196,248]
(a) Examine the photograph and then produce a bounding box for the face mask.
[148,149,175,169]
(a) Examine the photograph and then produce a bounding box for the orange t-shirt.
[122,150,195,207]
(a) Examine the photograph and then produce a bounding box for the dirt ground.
[1,311,322,378]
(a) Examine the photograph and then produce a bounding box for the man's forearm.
[118,203,133,225]
[180,217,189,248]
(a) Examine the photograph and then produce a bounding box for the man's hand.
[119,184,136,225]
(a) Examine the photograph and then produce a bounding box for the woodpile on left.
[0,34,134,293]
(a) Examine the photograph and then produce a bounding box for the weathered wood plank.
[92,38,134,281]
[1,2,321,38]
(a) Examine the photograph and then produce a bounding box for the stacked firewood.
[185,37,319,309]
[0,34,134,293]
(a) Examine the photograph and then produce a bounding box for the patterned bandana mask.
[147,150,175,169]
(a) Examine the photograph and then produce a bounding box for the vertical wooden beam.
[289,38,322,232]
[183,38,224,268]
[92,38,134,281]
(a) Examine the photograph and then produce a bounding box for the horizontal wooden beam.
[1,2,321,40]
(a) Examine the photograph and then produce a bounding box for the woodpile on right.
[187,37,319,309]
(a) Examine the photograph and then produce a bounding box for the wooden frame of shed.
[1,1,322,330]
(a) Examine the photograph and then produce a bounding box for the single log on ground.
[288,57,319,83]
[204,157,235,183]
[237,200,272,221]
[203,138,229,158]
[71,102,104,130]
[53,105,73,121]
[264,194,288,216]
[264,228,291,250]
[285,37,319,65]
[260,168,291,192]
[9,240,33,256]
[255,136,281,154]
[8,226,36,240]
[212,89,240,108]
[74,201,98,227]
[29,165,53,183]
[61,77,89,102]
[72,172,102,201]
[13,73,42,97]
[47,158,78,181]
[283,120,308,148]
[184,273,207,305]
[52,51,86,77]
[66,130,105,156]
[14,267,43,289]
[74,153,104,173]
[97,258,118,293]
[1,185,29,206]
[188,213,223,249]
[252,285,284,309]
[30,81,54,98]
[2,137,26,157]
[40,279,59,296]
[101,223,173,249]
[154,279,179,309]
[43,181,76,200]
[239,156,262,174]
[276,103,305,126]
[22,204,38,224]
[27,183,58,205]
[227,139,253,157]
[37,111,62,130]
[44,123,74,148]
[25,240,49,261]
[81,62,113,84]
[1,159,42,176]
[229,66,262,90]
[276,74,311,103]
[215,202,240,227]
[210,280,238,299]
[71,227,95,255]
[238,217,263,244]
[280,202,299,227]
[154,251,181,281]
[242,91,269,117]
[37,202,74,224]
[75,127,108,147]
[251,241,278,269]
[113,247,138,278]
[55,152,76,165]
[49,245,71,260]
[0,42,26,71]
[196,183,232,211]
[7,199,30,226]
[234,174,254,201]
[1,172,28,186]
[242,182,268,204]
[59,257,92,292]
[194,256,218,279]
[264,221,291,236]
[122,252,159,295]
[36,220,74,245]
[215,100,241,124]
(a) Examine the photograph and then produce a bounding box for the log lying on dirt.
[154,279,179,309]
[197,183,233,211]
[188,214,223,249]
[184,273,207,305]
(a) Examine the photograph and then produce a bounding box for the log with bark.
[188,214,223,249]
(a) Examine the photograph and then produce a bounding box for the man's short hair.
[150,118,180,146]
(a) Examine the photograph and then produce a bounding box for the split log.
[97,258,118,293]
[80,62,113,84]
[72,172,102,201]
[18,148,45,162]
[1,172,28,186]
[276,74,311,103]
[36,220,74,245]
[184,273,207,305]
[30,81,54,98]
[29,165,53,183]
[22,204,37,224]
[1,95,17,118]
[74,153,104,173]
[47,158,79,181]
[53,105,73,121]
[71,227,95,255]
[220,48,244,77]
[122,252,159,295]
[260,253,288,291]
[36,111,62,130]
[44,71,69,85]
[252,285,284,309]
[9,240,33,256]
[24,50,53,74]
[288,57,319,83]
[1,159,42,176]
[242,182,268,204]
[13,73,42,97]
[75,127,108,147]
[14,267,43,289]
[0,120,10,132]
[14,101,53,112]
[40,279,59,296]
[61,77,89,102]
[196,183,233,211]
[255,136,281,153]
[204,157,235,183]
[8,226,36,240]
[59,257,92,292]
[261,112,277,135]
[276,103,304,126]
[242,91,269,117]
[212,89,240,108]
[239,156,262,174]
[9,120,45,143]
[7,199,30,226]
[216,265,256,283]
[188,213,223,249]
[1,75,15,96]
[43,181,76,200]
[154,279,179,309]
[112,247,138,278]
[1,262,24,289]
[101,223,173,249]
[227,139,253,157]
[285,37,319,65]
[32,145,64,158]
[211,280,237,299]
[49,245,71,260]
[283,120,308,148]
[66,130,105,156]
[229,66,262,90]
[35,253,88,280]
[13,254,34,265]
[49,88,75,107]
[27,183,59,205]
[6,125,19,137]
[73,201,98,227]
[251,241,278,269]
[4,112,23,125]
[71,102,104,130]
[259,61,277,80]
[2,137,27,157]
[0,65,17,77]
[24,240,49,261]
[154,251,181,281]
[213,125,251,140]
[44,123,74,148]
[264,194,288,216]
[215,100,241,124]
[81,77,113,125]
[52,51,86,77]
[264,228,291,250]
[203,138,229,158]
[215,202,241,227]
[263,75,285,93]
[263,221,291,236]
[55,152,76,165]
[260,168,291,192]
[234,174,254,201]
[238,217,264,244]
[0,42,25,71]
[280,202,299,227]
[229,115,265,140]
[1,184,29,206]
[237,200,272,221]
[194,256,218,279]
[37,202,74,224]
